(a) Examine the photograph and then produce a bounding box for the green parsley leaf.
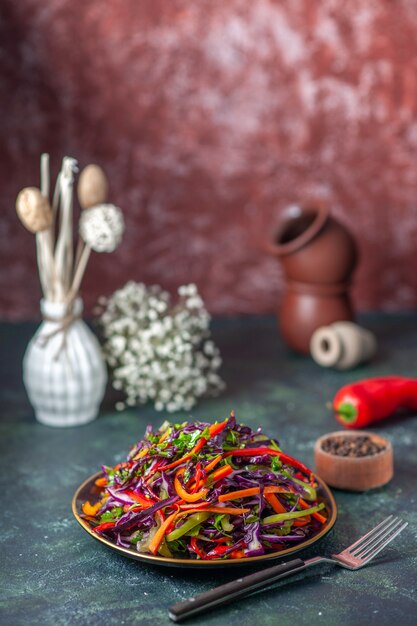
[213,514,225,531]
[100,506,123,522]
[168,539,187,553]
[271,457,282,472]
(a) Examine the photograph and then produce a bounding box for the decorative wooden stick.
[35,235,49,298]
[54,158,77,300]
[52,172,61,218]
[65,168,75,291]
[39,153,56,299]
[16,186,53,298]
[73,237,85,280]
[40,153,50,198]
[65,244,91,304]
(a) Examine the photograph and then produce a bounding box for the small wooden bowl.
[314,430,393,491]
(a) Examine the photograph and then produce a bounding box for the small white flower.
[211,357,222,369]
[110,335,126,356]
[203,341,215,355]
[186,296,203,309]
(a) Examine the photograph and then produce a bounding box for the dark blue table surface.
[1,315,416,626]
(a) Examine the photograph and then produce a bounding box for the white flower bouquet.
[97,282,225,412]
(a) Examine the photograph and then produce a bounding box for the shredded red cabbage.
[81,414,327,560]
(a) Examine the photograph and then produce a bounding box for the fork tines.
[347,515,408,564]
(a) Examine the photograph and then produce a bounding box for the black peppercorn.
[321,435,386,457]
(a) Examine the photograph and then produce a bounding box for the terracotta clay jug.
[267,203,358,354]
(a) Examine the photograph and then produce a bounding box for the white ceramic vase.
[23,298,107,427]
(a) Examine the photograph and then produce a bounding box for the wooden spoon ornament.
[16,187,53,233]
[77,164,109,209]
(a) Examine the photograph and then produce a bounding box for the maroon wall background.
[1,0,417,319]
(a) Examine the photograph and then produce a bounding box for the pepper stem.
[332,402,358,424]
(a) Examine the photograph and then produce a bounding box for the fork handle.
[169,558,307,622]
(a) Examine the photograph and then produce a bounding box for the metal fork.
[169,515,407,623]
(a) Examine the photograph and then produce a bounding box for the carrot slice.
[133,447,149,461]
[218,485,291,502]
[204,455,222,473]
[174,468,208,503]
[179,501,210,510]
[149,511,179,555]
[180,506,250,515]
[158,431,170,444]
[230,549,245,559]
[218,487,259,502]
[95,477,107,488]
[210,465,233,482]
[264,493,286,514]
[264,486,292,494]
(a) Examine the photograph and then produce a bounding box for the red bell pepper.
[224,447,312,478]
[93,521,116,533]
[208,418,229,438]
[190,461,203,494]
[123,490,155,507]
[206,539,245,559]
[190,536,206,559]
[206,544,231,559]
[332,376,417,429]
